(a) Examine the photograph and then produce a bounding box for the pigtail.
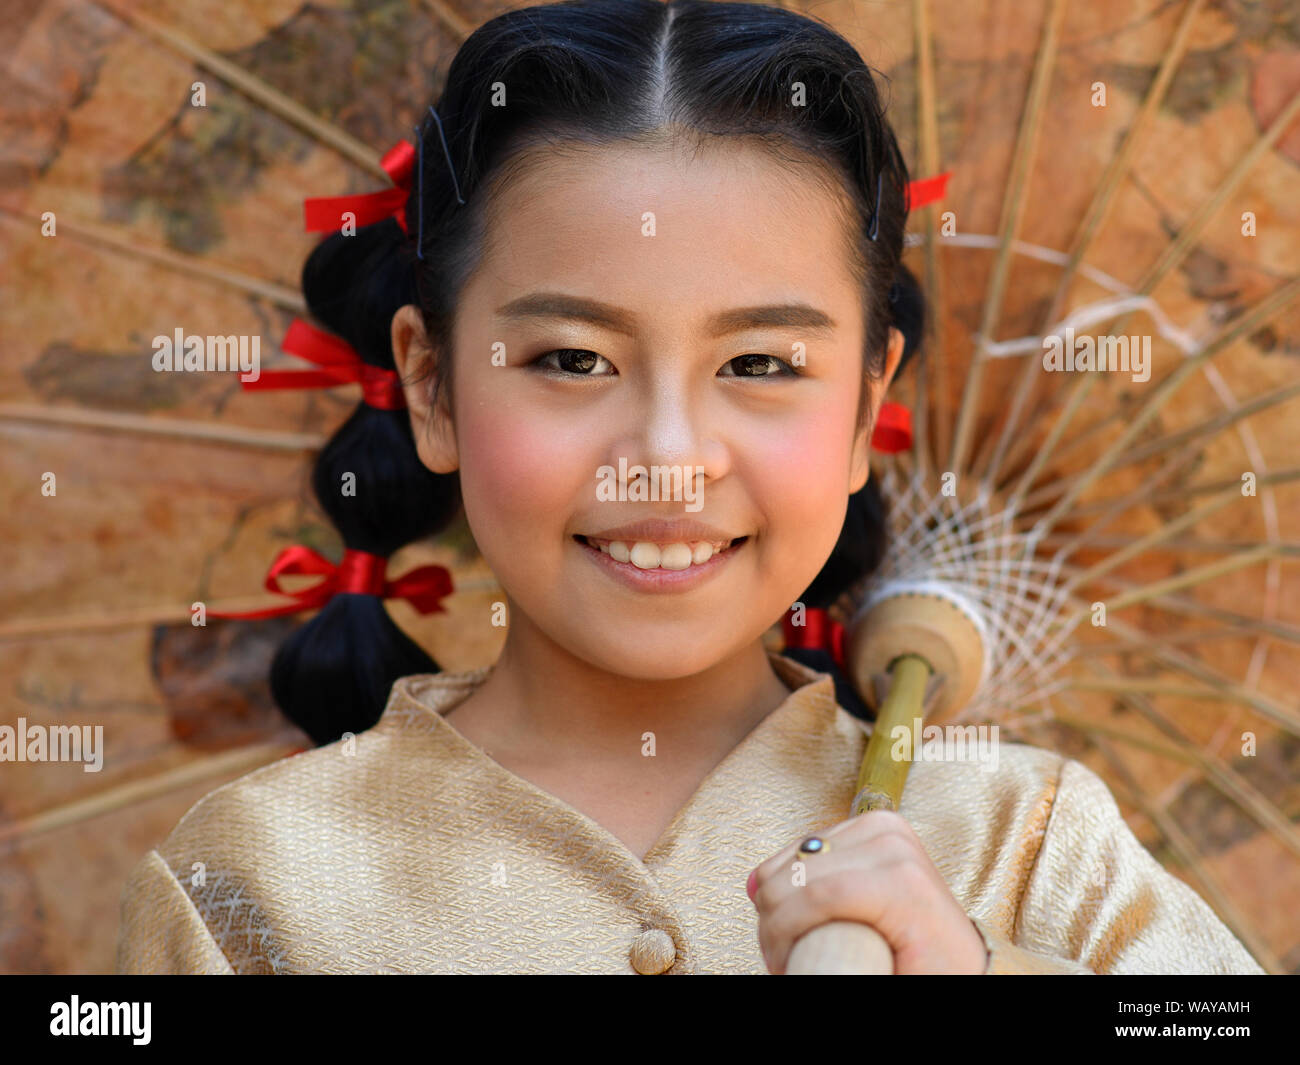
[268,219,462,746]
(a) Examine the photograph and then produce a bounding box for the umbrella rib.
[1001,369,1097,518]
[1057,672,1300,866]
[87,0,385,176]
[0,404,326,453]
[947,0,1068,476]
[1040,0,1208,327]
[1000,95,1300,509]
[1088,87,1300,349]
[1068,676,1279,702]
[993,402,1119,495]
[1120,381,1300,468]
[1045,534,1300,557]
[976,0,1208,487]
[1008,289,1296,520]
[911,0,944,482]
[1019,380,1300,510]
[0,736,304,845]
[1133,90,1300,301]
[1030,277,1300,542]
[0,576,506,642]
[1137,590,1300,645]
[1067,544,1280,616]
[1036,434,1208,550]
[1069,625,1274,654]
[1067,572,1300,645]
[1081,608,1300,736]
[1077,726,1285,974]
[0,206,305,313]
[1061,484,1254,588]
[1068,465,1300,516]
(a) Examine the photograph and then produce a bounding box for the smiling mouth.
[573,534,749,570]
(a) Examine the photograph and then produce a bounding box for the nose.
[611,376,731,489]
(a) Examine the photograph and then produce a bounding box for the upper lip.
[580,519,743,544]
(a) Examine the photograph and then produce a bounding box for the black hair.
[275,0,925,744]
[268,222,462,746]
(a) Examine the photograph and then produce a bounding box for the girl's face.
[396,136,903,681]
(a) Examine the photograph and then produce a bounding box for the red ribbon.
[870,401,913,453]
[782,607,846,670]
[241,318,407,410]
[208,546,453,620]
[303,141,416,235]
[906,171,951,210]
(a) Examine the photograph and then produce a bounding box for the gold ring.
[796,835,830,860]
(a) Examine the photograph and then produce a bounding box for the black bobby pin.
[867,170,883,242]
[414,105,466,261]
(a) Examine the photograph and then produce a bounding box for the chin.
[564,629,753,681]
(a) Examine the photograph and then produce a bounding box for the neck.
[451,606,794,770]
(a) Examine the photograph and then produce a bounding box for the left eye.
[533,349,616,375]
[720,354,798,377]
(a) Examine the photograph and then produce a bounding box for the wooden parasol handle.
[783,654,931,975]
[786,919,895,974]
[784,592,987,975]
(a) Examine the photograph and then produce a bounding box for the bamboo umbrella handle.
[783,588,988,976]
[782,655,934,975]
[786,920,894,974]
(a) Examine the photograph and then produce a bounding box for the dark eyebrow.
[496,292,838,338]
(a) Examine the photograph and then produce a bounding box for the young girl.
[115,0,1263,975]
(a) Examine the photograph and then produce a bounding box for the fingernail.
[746,868,758,901]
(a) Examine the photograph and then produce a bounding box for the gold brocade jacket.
[115,651,1264,975]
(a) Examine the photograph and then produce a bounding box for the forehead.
[467,136,864,330]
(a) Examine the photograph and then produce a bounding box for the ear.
[848,325,906,493]
[391,304,459,474]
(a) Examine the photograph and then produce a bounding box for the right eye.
[531,349,617,376]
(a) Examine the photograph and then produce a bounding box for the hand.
[746,809,989,974]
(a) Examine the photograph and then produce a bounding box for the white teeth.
[659,543,693,570]
[630,542,661,569]
[586,537,737,569]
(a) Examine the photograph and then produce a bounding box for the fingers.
[749,811,926,975]
[751,809,913,886]
[760,835,925,973]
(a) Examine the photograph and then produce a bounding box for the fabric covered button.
[629,929,676,974]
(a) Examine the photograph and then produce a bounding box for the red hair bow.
[906,171,951,210]
[871,401,912,453]
[781,607,846,670]
[242,318,407,410]
[208,546,453,620]
[303,140,416,235]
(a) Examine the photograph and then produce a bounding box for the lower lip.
[574,536,746,593]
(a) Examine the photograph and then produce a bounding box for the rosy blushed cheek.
[454,398,591,528]
[746,408,854,513]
